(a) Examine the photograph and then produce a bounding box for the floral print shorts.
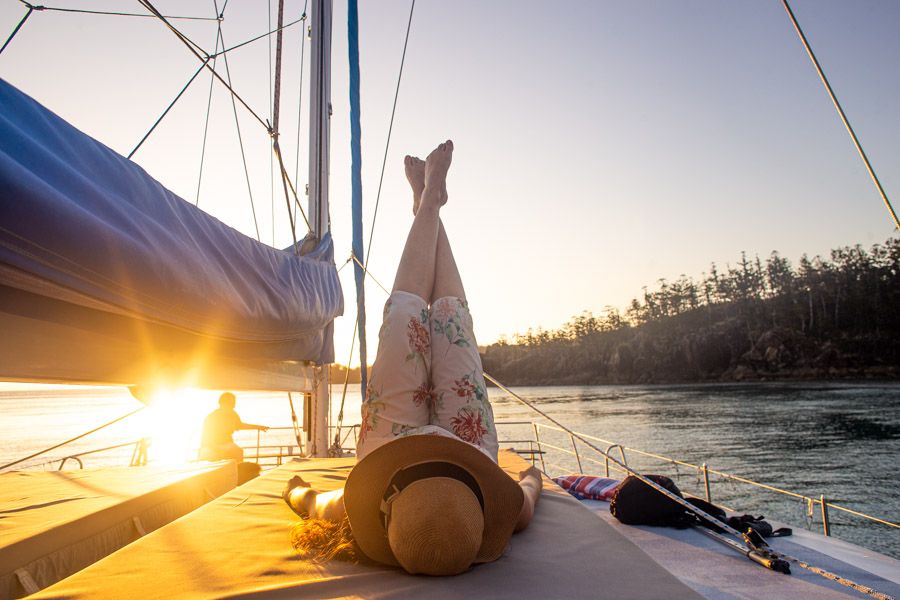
[356,291,498,462]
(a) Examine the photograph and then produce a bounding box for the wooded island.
[482,239,899,385]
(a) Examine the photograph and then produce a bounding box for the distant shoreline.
[328,364,899,388]
[480,361,900,388]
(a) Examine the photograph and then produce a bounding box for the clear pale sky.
[1,0,898,369]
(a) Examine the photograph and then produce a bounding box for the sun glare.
[140,388,216,465]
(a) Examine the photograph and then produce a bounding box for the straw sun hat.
[344,434,524,576]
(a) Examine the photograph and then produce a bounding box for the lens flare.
[140,388,217,465]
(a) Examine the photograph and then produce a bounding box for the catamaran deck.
[0,462,236,599]
[31,451,704,599]
[582,499,900,599]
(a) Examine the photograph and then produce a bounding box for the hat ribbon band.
[379,461,485,530]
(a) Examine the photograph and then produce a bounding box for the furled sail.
[0,79,343,391]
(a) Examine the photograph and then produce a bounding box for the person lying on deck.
[284,140,542,576]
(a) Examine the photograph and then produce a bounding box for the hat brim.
[344,435,523,567]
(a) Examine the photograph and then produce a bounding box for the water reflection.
[820,413,900,440]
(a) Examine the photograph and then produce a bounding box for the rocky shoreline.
[481,322,900,387]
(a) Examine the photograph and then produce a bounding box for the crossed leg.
[403,154,466,303]
[403,150,498,459]
[355,143,455,459]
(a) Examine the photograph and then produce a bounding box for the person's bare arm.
[514,466,542,533]
[283,476,346,521]
[238,421,269,432]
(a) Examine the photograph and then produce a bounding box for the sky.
[1,0,898,370]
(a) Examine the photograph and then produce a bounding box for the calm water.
[1,382,898,559]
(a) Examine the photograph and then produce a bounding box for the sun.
[139,388,219,465]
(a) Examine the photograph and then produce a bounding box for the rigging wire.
[287,392,304,452]
[337,255,353,272]
[195,1,223,206]
[136,0,208,57]
[293,2,309,231]
[15,2,216,21]
[273,145,309,237]
[269,0,303,250]
[362,0,416,274]
[219,26,262,242]
[134,0,307,241]
[333,0,416,452]
[269,0,275,245]
[0,6,32,55]
[209,15,305,59]
[351,254,390,294]
[0,407,145,472]
[128,59,210,159]
[781,0,899,232]
[138,0,269,132]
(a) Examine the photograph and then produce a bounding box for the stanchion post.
[702,463,711,503]
[569,432,583,474]
[532,423,546,474]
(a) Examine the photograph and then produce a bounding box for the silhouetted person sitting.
[199,392,269,461]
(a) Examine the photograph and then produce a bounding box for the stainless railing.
[236,420,900,537]
[506,421,900,538]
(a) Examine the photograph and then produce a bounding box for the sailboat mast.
[307,0,332,457]
[308,0,332,239]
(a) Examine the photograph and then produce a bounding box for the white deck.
[583,498,900,599]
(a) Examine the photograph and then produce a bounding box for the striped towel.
[553,475,620,501]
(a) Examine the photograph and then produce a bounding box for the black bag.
[609,475,692,527]
[609,474,792,537]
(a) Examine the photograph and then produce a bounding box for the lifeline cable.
[0,407,145,471]
[484,372,895,600]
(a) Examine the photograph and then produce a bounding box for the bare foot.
[284,475,318,518]
[519,466,541,482]
[404,155,425,215]
[283,475,311,502]
[421,140,453,210]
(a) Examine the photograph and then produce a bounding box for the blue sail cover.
[0,79,343,390]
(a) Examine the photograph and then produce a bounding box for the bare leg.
[433,223,466,301]
[392,141,453,300]
[283,475,347,522]
[515,466,542,532]
[405,155,465,302]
